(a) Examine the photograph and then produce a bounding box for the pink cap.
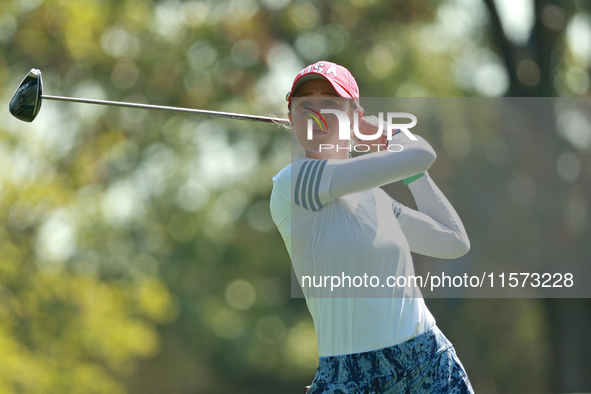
[286,61,360,108]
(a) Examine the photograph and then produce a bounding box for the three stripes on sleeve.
[294,159,328,212]
[293,158,403,218]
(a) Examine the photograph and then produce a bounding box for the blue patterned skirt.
[306,326,474,394]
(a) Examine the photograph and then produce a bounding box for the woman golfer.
[270,61,474,393]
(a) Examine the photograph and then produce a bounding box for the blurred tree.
[482,0,591,391]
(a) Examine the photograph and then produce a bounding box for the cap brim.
[290,73,353,101]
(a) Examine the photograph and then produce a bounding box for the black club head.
[9,68,43,122]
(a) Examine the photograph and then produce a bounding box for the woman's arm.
[396,173,470,259]
[328,134,436,199]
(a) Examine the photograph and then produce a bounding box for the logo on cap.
[286,61,360,107]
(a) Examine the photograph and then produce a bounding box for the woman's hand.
[353,114,436,161]
[352,115,388,152]
[389,132,434,152]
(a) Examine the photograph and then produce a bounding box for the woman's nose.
[310,99,330,112]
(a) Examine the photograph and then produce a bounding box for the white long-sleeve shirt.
[270,139,470,357]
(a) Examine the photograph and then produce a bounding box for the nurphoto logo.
[306,110,418,152]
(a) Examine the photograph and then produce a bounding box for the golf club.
[9,68,291,125]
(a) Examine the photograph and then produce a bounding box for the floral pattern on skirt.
[306,326,474,394]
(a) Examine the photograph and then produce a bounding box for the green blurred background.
[1,0,590,392]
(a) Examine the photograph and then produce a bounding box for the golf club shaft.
[41,94,290,125]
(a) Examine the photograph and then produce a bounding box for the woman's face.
[290,79,354,159]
